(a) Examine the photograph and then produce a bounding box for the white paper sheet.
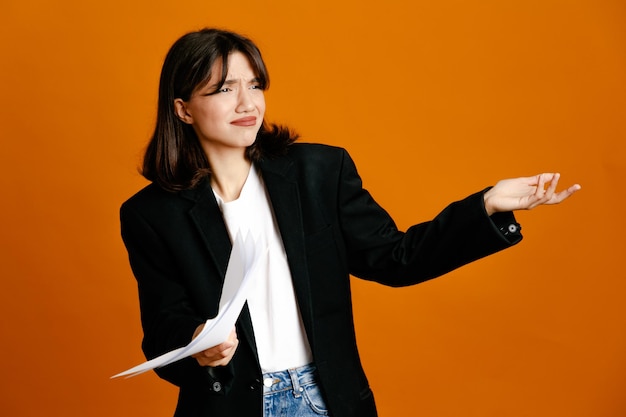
[112,232,265,379]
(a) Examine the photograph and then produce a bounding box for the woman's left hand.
[483,173,581,216]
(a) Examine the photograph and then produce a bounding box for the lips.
[230,116,257,127]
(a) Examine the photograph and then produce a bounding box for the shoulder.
[285,142,352,170]
[288,142,347,157]
[120,182,185,216]
[259,143,364,193]
[122,182,167,205]
[260,142,352,179]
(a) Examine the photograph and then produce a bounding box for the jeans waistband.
[262,363,317,395]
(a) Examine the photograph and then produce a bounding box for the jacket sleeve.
[335,148,522,285]
[120,201,219,388]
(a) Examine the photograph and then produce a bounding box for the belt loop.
[288,368,303,398]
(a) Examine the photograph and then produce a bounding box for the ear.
[174,98,193,124]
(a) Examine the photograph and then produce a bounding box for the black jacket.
[120,143,521,417]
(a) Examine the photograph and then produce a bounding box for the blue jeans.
[263,363,330,417]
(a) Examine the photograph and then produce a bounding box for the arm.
[120,202,230,387]
[336,149,524,285]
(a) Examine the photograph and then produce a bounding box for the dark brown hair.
[142,28,297,192]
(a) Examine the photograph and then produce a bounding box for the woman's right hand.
[191,326,239,367]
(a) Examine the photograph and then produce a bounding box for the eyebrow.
[209,77,262,89]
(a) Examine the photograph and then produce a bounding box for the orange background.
[1,0,625,416]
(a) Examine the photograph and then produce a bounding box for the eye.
[204,87,231,96]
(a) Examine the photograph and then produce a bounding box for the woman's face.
[174,51,266,159]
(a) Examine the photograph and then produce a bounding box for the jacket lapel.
[259,157,316,347]
[181,180,231,281]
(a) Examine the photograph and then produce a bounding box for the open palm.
[484,173,581,215]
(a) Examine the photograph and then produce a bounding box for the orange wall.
[1,1,625,416]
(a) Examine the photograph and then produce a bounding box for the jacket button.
[500,222,521,236]
[250,379,261,390]
[212,382,222,392]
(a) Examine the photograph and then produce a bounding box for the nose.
[236,88,255,113]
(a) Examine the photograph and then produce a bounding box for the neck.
[208,152,251,203]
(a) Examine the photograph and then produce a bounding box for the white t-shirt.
[213,164,313,372]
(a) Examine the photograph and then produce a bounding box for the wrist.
[483,188,496,216]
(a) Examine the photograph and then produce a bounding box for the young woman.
[120,28,580,417]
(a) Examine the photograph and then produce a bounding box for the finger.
[206,341,235,356]
[197,354,230,367]
[544,172,560,200]
[550,183,581,204]
[209,334,239,354]
[535,173,560,204]
[569,183,582,193]
[201,339,239,367]
[535,174,548,198]
[191,340,234,360]
[524,174,549,209]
